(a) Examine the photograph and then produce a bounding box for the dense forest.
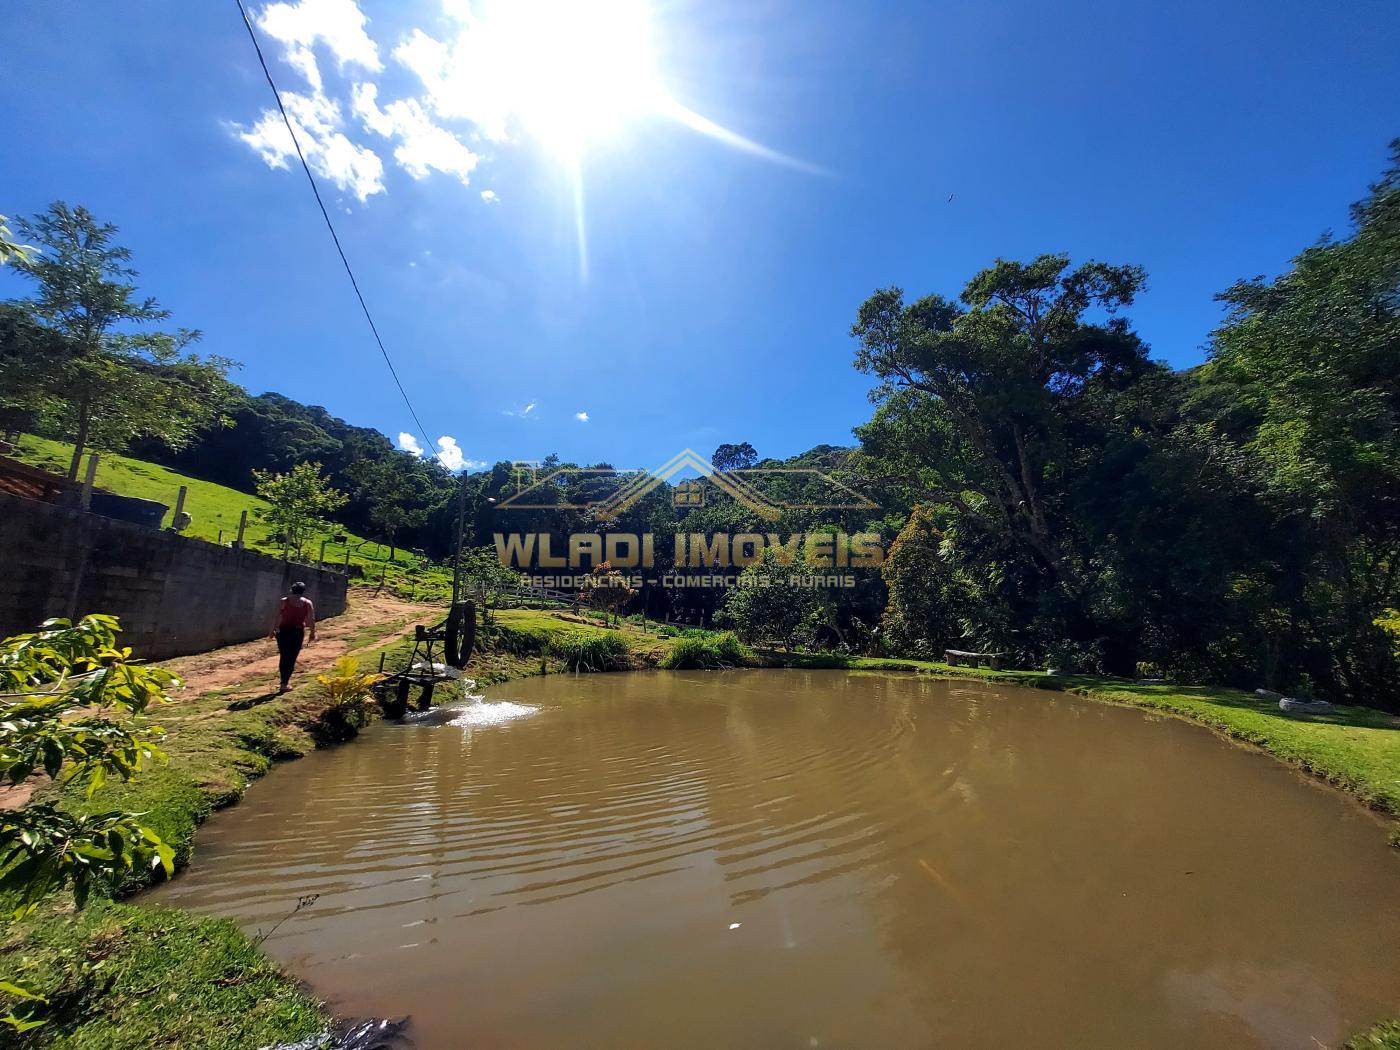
[2,142,1397,708]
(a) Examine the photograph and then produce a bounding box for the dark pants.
[275,625,305,687]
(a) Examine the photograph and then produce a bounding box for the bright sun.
[460,0,665,158]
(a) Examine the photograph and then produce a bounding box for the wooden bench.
[945,649,1006,670]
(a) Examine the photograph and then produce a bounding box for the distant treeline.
[4,141,1398,708]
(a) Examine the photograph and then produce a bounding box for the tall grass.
[660,631,747,670]
[550,633,631,672]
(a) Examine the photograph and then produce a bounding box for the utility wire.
[233,0,451,472]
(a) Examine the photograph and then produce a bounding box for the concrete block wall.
[0,491,347,660]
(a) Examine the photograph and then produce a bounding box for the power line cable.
[232,0,452,472]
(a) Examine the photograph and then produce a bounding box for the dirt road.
[162,589,440,707]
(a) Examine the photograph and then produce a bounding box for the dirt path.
[0,591,439,811]
[162,589,440,707]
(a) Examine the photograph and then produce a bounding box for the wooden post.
[172,485,187,528]
[318,537,328,568]
[217,529,223,545]
[235,509,248,548]
[80,454,98,511]
[451,471,467,606]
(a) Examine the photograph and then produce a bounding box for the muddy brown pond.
[148,671,1400,1048]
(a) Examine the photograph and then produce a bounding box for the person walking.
[270,581,316,694]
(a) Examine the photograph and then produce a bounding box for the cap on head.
[291,581,306,595]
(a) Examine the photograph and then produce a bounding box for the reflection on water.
[147,671,1400,1049]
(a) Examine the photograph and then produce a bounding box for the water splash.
[448,700,538,727]
[396,675,539,728]
[453,676,537,726]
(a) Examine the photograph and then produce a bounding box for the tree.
[5,203,236,478]
[1203,140,1400,699]
[0,305,68,437]
[347,454,427,562]
[583,562,637,626]
[459,545,523,625]
[253,461,348,560]
[879,505,966,655]
[852,255,1152,663]
[712,442,758,471]
[722,547,824,650]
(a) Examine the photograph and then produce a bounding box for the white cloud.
[282,45,324,92]
[436,435,466,471]
[480,189,498,202]
[257,0,381,74]
[435,435,486,472]
[397,431,424,456]
[575,411,589,422]
[352,82,479,185]
[503,401,537,418]
[235,90,385,200]
[393,27,511,143]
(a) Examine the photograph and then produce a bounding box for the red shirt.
[277,596,314,628]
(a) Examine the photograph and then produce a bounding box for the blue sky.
[3,0,1397,472]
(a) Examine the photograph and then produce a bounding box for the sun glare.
[461,0,664,159]
[436,0,819,280]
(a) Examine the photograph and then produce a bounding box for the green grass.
[0,629,425,1046]
[0,899,323,1050]
[11,435,452,602]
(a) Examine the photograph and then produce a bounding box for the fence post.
[318,537,328,568]
[80,454,98,512]
[235,510,248,548]
[172,485,187,529]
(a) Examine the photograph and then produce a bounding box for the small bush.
[710,632,747,665]
[550,633,630,672]
[313,656,382,743]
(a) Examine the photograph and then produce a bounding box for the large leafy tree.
[711,442,758,471]
[852,254,1151,656]
[5,203,236,478]
[1203,141,1400,699]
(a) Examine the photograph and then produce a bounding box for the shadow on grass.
[1080,679,1400,731]
[226,691,280,712]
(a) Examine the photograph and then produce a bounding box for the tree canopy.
[4,203,237,478]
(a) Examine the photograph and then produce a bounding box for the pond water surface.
[149,671,1400,1048]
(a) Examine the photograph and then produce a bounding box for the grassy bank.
[5,611,1399,1047]
[0,609,688,1047]
[9,435,453,602]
